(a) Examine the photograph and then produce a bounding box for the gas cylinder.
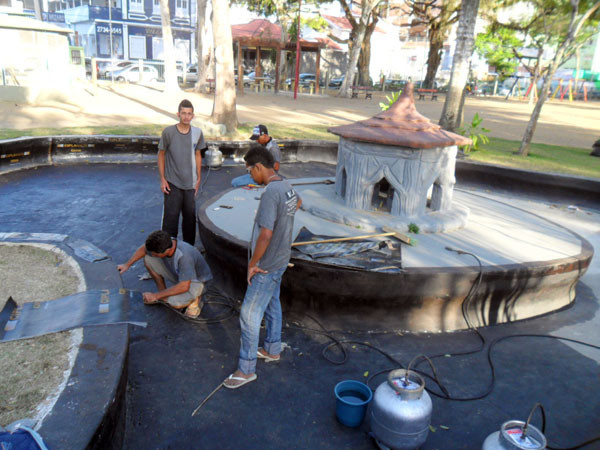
[205,145,223,168]
[370,369,432,450]
[482,420,547,450]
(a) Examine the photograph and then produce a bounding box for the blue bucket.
[334,380,373,427]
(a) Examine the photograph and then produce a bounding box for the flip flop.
[257,348,280,362]
[223,373,257,389]
[184,302,203,319]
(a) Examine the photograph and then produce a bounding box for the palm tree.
[211,0,238,131]
[159,0,180,92]
[194,0,213,92]
[439,0,480,132]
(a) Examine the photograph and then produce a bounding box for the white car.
[113,65,159,83]
[102,61,133,79]
[177,64,198,84]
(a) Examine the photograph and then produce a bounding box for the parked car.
[102,61,133,79]
[373,79,407,91]
[328,75,345,88]
[285,73,321,88]
[244,71,274,87]
[113,64,159,83]
[413,80,440,90]
[177,64,198,84]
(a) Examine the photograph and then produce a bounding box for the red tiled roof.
[323,14,352,31]
[231,19,283,41]
[328,84,471,149]
[323,14,385,33]
[313,36,342,50]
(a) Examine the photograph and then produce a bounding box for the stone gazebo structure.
[327,84,472,232]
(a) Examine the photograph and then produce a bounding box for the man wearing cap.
[231,124,281,187]
[158,99,207,245]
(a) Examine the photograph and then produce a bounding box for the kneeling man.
[118,230,212,318]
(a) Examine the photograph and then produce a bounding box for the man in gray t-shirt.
[224,146,301,389]
[158,99,207,245]
[117,230,212,319]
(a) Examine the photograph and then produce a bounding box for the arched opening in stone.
[340,168,347,198]
[371,177,395,212]
[426,183,434,211]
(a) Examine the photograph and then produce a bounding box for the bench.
[417,88,438,100]
[351,86,372,99]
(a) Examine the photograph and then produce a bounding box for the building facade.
[37,0,196,64]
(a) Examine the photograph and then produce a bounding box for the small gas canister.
[370,369,432,450]
[482,420,547,450]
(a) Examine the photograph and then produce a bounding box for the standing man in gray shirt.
[158,99,207,245]
[224,146,301,389]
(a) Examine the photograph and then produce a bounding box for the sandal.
[223,373,257,389]
[184,302,203,319]
[257,348,280,362]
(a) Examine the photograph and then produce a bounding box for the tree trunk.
[358,16,377,86]
[159,0,180,93]
[439,0,480,131]
[339,0,376,97]
[194,0,213,91]
[424,24,444,89]
[574,46,581,95]
[211,0,237,131]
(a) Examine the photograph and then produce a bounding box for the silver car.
[113,65,159,83]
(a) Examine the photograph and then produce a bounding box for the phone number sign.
[96,23,123,35]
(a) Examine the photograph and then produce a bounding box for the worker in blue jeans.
[224,146,301,389]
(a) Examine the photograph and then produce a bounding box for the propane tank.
[482,420,546,450]
[370,369,432,450]
[205,145,223,168]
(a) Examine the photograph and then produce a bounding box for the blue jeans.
[238,266,287,374]
[231,173,254,187]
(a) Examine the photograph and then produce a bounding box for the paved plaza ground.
[1,82,599,149]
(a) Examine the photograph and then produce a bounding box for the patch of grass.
[0,125,165,139]
[468,137,600,179]
[0,244,80,427]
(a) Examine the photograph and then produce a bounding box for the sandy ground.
[0,244,81,427]
[1,81,599,149]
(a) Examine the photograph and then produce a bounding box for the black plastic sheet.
[0,289,147,342]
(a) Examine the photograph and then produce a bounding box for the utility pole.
[109,0,114,84]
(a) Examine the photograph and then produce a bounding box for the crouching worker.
[117,230,212,318]
[224,146,301,389]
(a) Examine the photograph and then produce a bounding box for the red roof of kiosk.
[328,83,471,149]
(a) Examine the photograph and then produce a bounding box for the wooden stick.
[292,232,397,247]
[381,226,414,245]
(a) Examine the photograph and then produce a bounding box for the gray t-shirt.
[265,138,281,164]
[158,125,205,190]
[252,179,300,272]
[163,239,212,283]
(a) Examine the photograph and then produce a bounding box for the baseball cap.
[250,124,268,140]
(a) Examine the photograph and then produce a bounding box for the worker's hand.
[247,265,267,285]
[161,178,171,195]
[194,179,201,196]
[142,292,158,304]
[117,264,128,274]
